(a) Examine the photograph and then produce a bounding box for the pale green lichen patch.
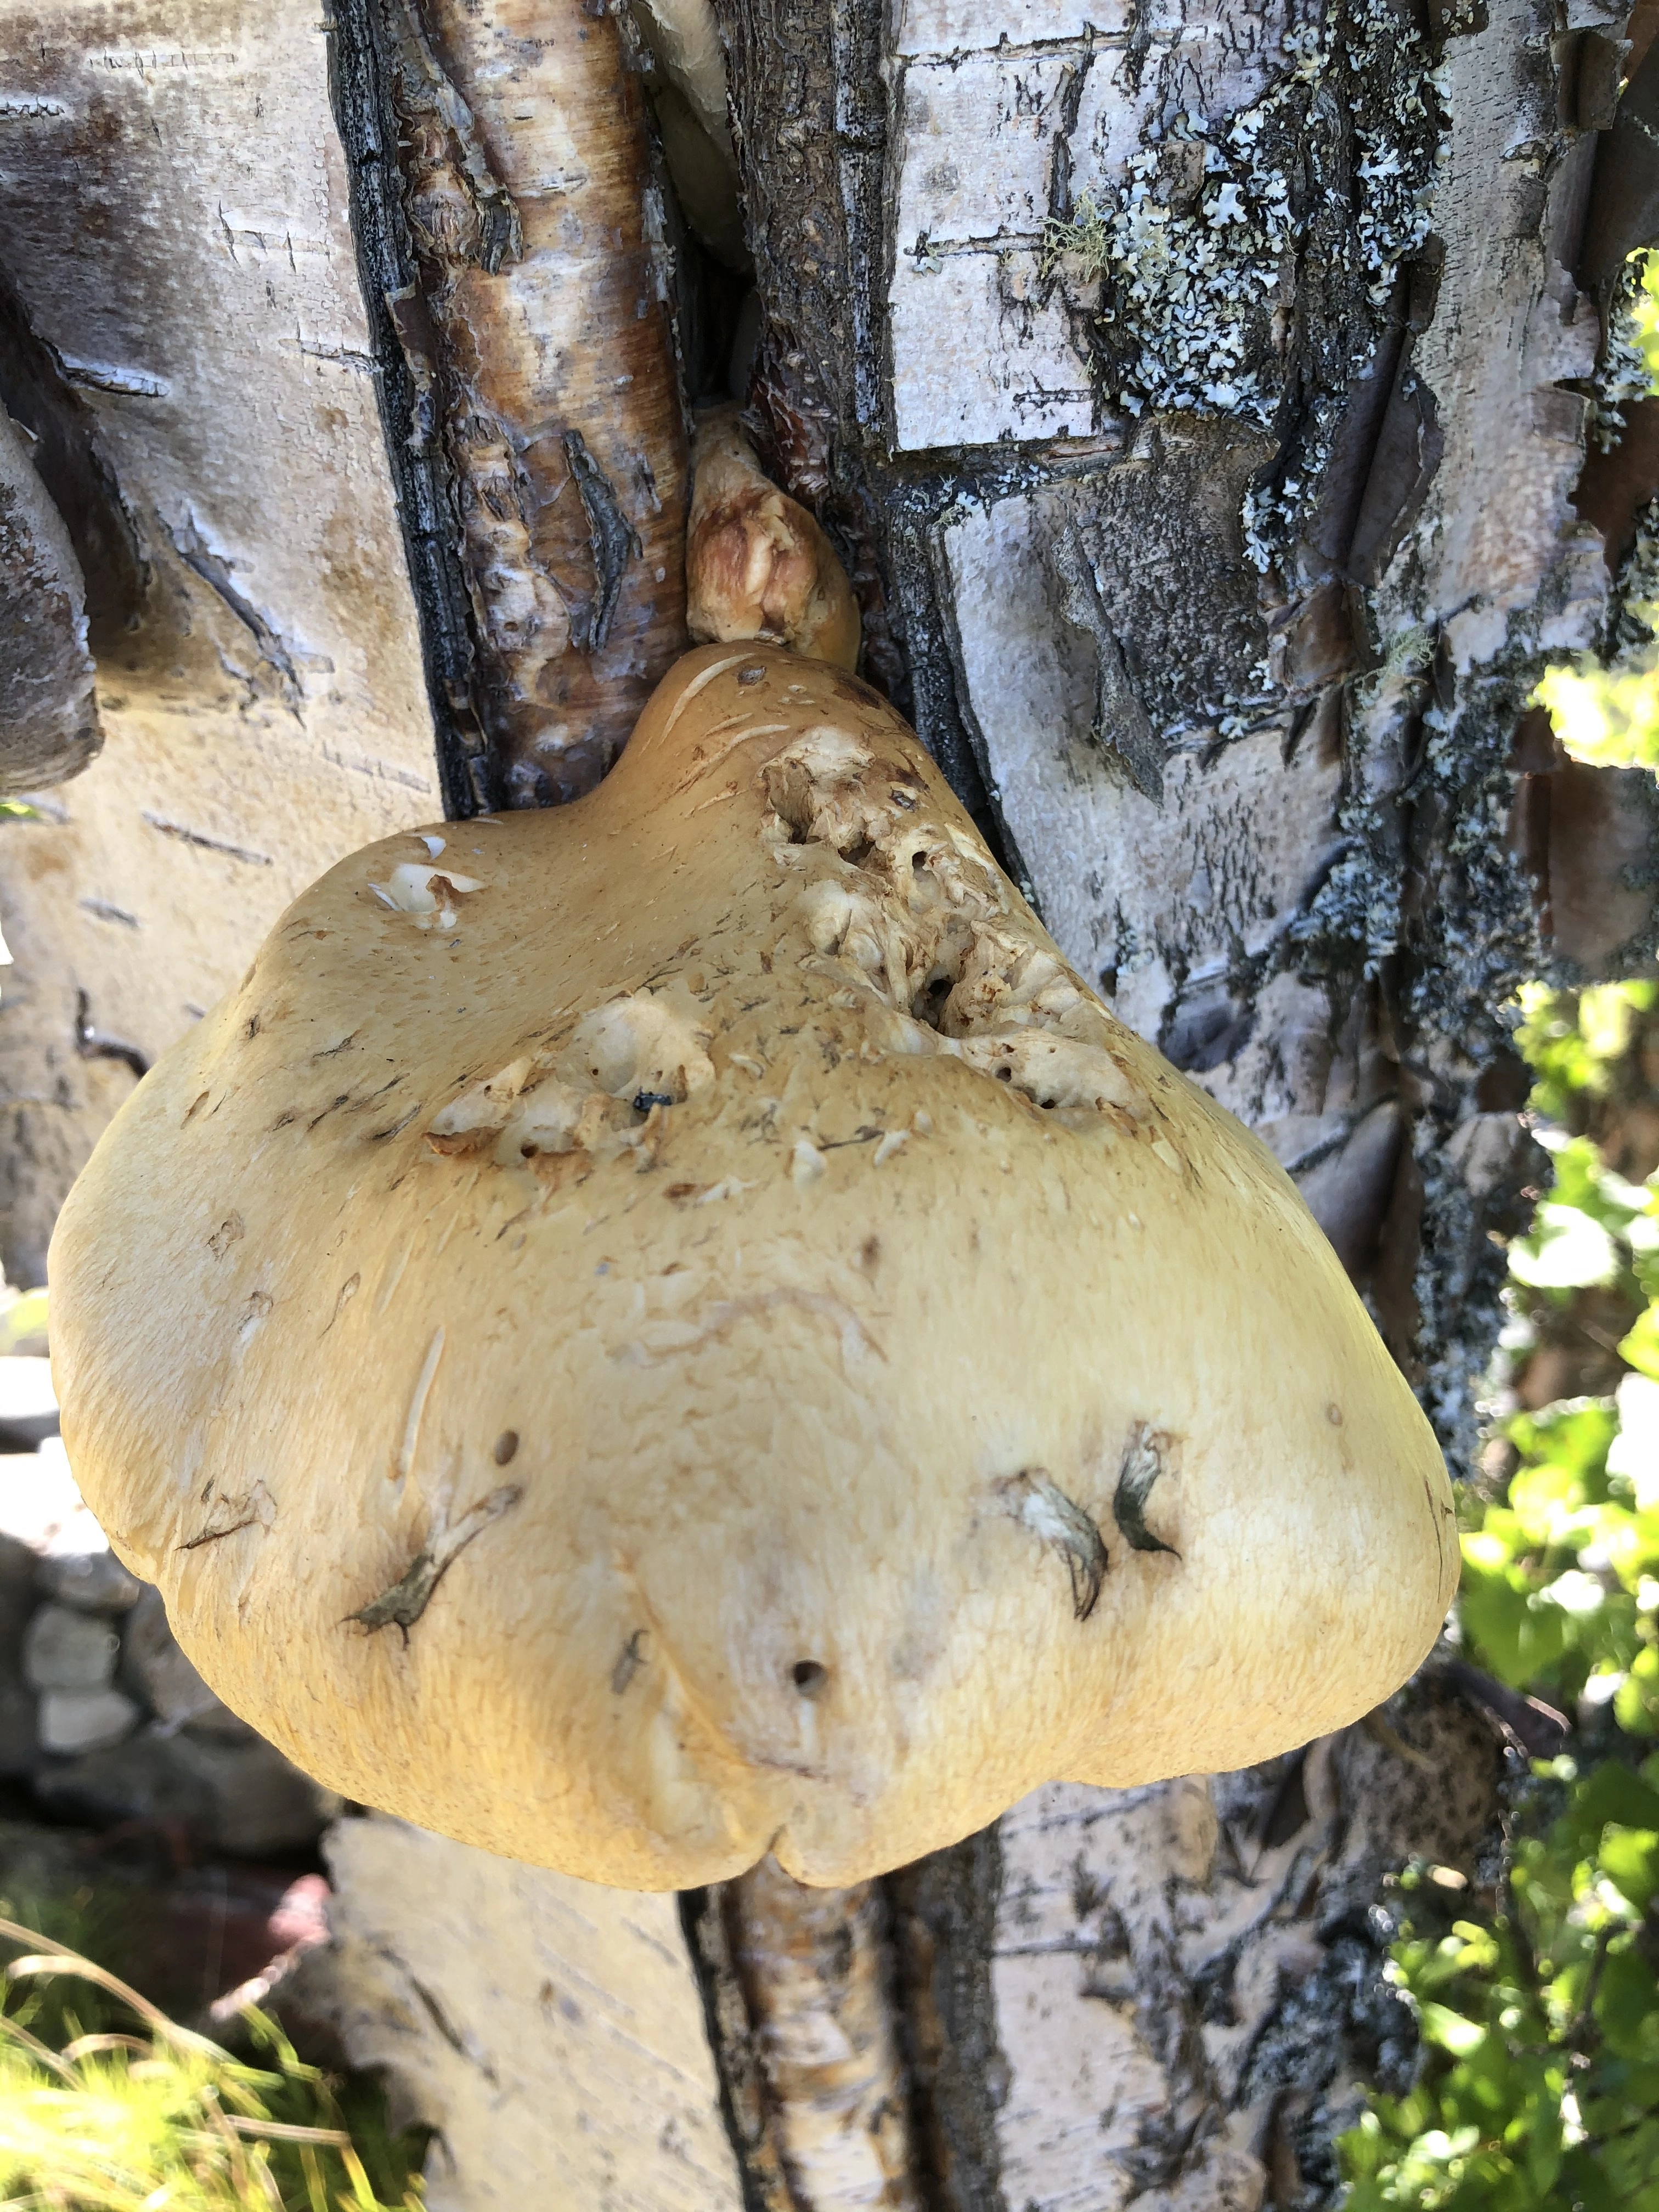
[1587,255,1658,457]
[1041,0,1447,592]
[1043,4,1443,444]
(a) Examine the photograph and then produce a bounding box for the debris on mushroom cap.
[48,645,1457,1893]
[685,408,861,671]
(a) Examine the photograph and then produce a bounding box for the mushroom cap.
[49,646,1457,1891]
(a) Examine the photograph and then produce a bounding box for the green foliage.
[0,1914,425,2210]
[1536,252,1659,772]
[1340,983,1659,2205]
[1515,984,1659,1132]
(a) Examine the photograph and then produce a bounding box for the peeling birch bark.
[0,4,438,1283]
[0,405,101,793]
[333,0,691,804]
[720,1860,923,2211]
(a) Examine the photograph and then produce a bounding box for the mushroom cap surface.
[49,646,1457,1890]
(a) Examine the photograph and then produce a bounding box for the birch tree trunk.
[0,0,1654,2206]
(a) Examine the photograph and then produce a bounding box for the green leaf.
[1596,1954,1659,2058]
[1623,1305,1659,1383]
[1419,2001,1489,2057]
[1616,1646,1659,1736]
[1597,1825,1659,1912]
[1559,1760,1659,1848]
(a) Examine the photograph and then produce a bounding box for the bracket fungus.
[49,646,1457,1891]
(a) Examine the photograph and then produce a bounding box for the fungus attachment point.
[685,408,860,670]
[50,644,1455,1893]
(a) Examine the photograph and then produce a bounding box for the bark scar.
[1113,1423,1181,1558]
[563,429,641,651]
[1048,521,1164,803]
[387,0,522,272]
[347,1483,522,1641]
[74,989,150,1081]
[999,1470,1108,1621]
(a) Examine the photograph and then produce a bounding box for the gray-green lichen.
[1602,492,1659,663]
[1587,254,1654,456]
[1042,0,1445,498]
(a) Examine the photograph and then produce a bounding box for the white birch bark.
[0,4,438,1283]
[310,1814,743,2212]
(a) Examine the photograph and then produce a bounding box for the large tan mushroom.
[49,645,1457,1891]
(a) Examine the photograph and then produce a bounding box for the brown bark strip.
[374,0,691,803]
[723,1859,924,2212]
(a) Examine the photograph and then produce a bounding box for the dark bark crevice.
[716,0,1025,881]
[679,1886,797,2212]
[327,0,495,819]
[882,1829,1009,2212]
[0,268,145,656]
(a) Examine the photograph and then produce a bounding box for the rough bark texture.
[329,0,691,806]
[0,3,438,1287]
[713,0,1646,1471]
[0,404,100,794]
[676,0,1659,2204]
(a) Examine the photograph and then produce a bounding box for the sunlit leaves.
[1342,985,1659,2205]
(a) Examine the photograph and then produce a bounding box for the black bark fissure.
[325,0,495,817]
[882,1826,1010,2212]
[74,991,149,1084]
[714,0,1037,894]
[677,1888,796,2212]
[0,266,145,653]
[563,430,642,652]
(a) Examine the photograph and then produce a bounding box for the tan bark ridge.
[371,0,691,804]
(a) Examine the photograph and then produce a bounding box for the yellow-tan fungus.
[686,409,861,670]
[49,646,1456,1891]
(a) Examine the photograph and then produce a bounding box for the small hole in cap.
[792,1660,828,1699]
[738,664,767,686]
[494,1430,520,1465]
